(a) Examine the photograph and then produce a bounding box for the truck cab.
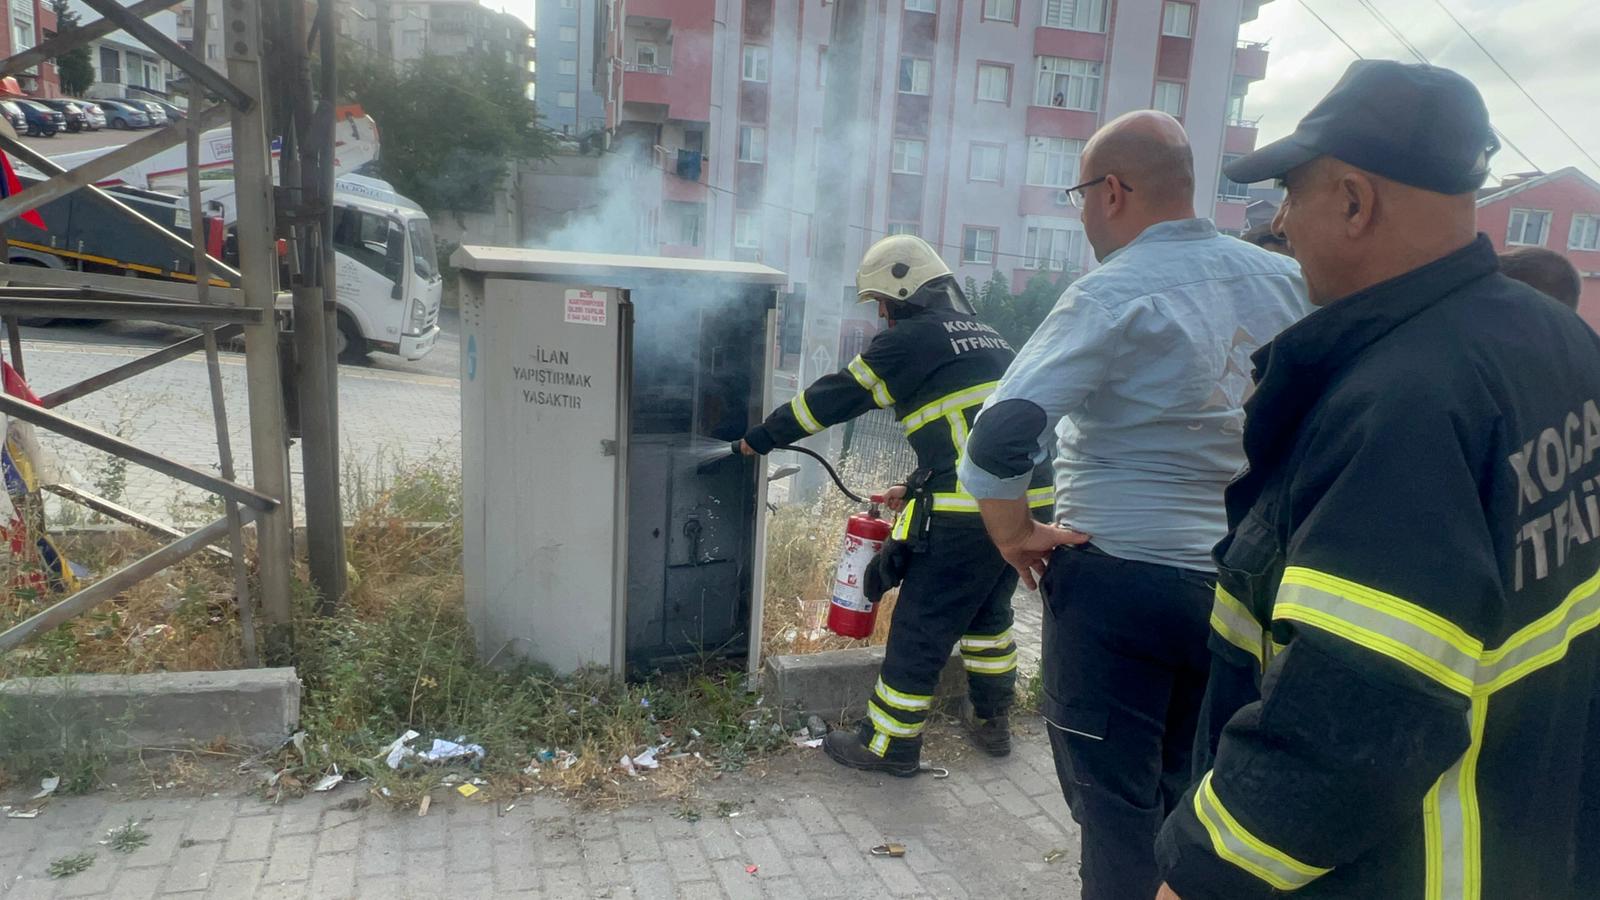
[328,195,442,361]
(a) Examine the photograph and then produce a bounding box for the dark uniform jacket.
[744,308,1054,530]
[1155,236,1600,899]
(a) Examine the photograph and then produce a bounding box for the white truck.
[12,110,442,361]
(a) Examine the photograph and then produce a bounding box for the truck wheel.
[336,313,367,363]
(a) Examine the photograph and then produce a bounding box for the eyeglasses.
[1066,175,1132,209]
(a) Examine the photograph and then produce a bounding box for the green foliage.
[48,1,95,97]
[965,269,1073,348]
[106,819,151,854]
[340,50,555,215]
[47,853,95,879]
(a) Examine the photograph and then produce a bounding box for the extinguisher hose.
[774,444,869,504]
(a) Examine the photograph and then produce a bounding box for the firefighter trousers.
[1038,545,1213,900]
[859,517,1019,761]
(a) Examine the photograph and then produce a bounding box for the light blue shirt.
[959,218,1310,570]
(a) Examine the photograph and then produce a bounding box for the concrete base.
[763,647,969,725]
[0,668,301,750]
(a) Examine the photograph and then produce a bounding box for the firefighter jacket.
[743,308,1054,527]
[1155,236,1600,899]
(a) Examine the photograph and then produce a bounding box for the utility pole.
[271,0,347,612]
[225,0,296,660]
[797,0,870,494]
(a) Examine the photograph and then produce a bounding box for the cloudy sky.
[1240,0,1600,184]
[488,0,1595,185]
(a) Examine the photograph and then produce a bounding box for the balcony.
[1235,41,1269,81]
[1224,122,1259,155]
[1025,105,1100,141]
[623,61,672,76]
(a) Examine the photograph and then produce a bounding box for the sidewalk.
[1,720,1081,900]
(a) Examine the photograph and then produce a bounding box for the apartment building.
[534,0,606,135]
[1478,167,1600,327]
[1,0,60,97]
[596,0,1271,300]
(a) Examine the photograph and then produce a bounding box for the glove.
[863,539,912,604]
[742,425,778,455]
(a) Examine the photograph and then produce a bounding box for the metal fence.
[841,408,917,479]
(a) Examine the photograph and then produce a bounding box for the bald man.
[960,111,1308,900]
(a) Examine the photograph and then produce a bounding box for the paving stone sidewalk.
[0,721,1082,900]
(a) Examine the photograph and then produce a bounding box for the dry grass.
[760,454,905,659]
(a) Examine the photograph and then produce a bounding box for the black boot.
[823,727,921,777]
[969,714,1012,757]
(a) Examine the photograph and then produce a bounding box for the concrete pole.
[225,0,296,660]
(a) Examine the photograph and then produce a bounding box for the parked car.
[0,99,28,133]
[13,99,64,136]
[119,98,167,126]
[36,99,88,133]
[141,98,184,122]
[79,101,106,130]
[97,99,150,129]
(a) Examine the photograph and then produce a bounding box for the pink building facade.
[1477,167,1600,329]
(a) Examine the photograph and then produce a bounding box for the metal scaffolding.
[0,1,344,664]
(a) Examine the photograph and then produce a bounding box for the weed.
[715,799,740,818]
[0,691,122,795]
[672,800,702,823]
[47,853,95,879]
[106,819,150,854]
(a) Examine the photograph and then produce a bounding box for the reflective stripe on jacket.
[1156,237,1600,900]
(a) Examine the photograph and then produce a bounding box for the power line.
[1426,0,1600,173]
[1296,0,1363,60]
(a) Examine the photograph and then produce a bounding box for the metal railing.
[623,60,673,75]
[0,0,328,665]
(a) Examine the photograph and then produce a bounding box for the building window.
[635,42,658,67]
[743,45,770,82]
[559,58,577,75]
[559,25,577,41]
[1025,225,1084,271]
[818,46,828,86]
[963,227,998,265]
[738,125,767,162]
[1154,81,1185,117]
[1026,136,1084,188]
[982,0,1016,22]
[206,43,220,60]
[886,222,920,237]
[735,212,761,249]
[99,46,120,83]
[1572,214,1600,251]
[1162,2,1194,37]
[899,57,933,95]
[891,139,927,175]
[977,63,1010,103]
[905,0,936,11]
[665,201,705,247]
[969,143,1003,182]
[557,91,577,108]
[1508,208,1553,247]
[11,3,33,55]
[1218,154,1251,200]
[1035,57,1100,111]
[1041,0,1107,32]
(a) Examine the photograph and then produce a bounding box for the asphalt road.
[6,306,462,381]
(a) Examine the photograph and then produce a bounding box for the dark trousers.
[861,519,1019,760]
[1039,545,1214,900]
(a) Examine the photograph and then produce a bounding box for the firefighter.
[1154,61,1600,899]
[740,234,1056,775]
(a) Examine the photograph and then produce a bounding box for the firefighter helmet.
[855,235,954,305]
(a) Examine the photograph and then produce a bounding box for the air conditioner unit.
[1055,189,1072,206]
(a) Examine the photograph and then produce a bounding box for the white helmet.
[855,235,954,304]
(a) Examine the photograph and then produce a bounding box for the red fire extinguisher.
[827,495,894,638]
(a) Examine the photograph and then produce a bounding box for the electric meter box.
[452,246,784,677]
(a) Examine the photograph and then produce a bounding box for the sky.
[1240,0,1600,185]
[493,1,538,32]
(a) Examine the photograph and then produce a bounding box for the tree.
[340,50,556,215]
[965,269,1073,347]
[49,0,95,97]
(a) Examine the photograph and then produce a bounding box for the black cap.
[1224,60,1499,195]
